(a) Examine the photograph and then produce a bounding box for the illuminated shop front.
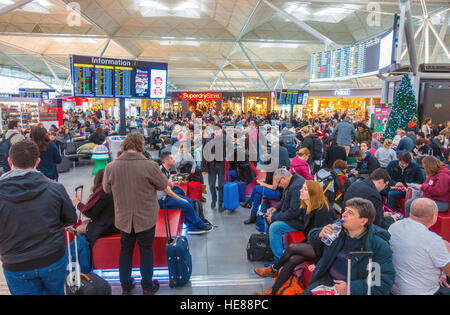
[304,88,382,122]
[180,91,222,116]
[244,92,271,116]
[222,92,243,115]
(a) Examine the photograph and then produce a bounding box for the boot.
[253,286,273,295]
[244,211,257,225]
[240,200,252,208]
[254,266,278,278]
[201,184,207,194]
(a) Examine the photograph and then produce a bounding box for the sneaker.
[187,228,207,235]
[218,205,225,213]
[143,280,160,295]
[201,224,213,233]
[121,278,136,295]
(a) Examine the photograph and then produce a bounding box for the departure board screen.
[114,67,132,98]
[73,63,95,97]
[276,89,309,105]
[95,65,114,97]
[70,55,168,99]
[310,29,394,82]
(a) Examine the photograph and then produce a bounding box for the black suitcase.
[57,156,71,173]
[65,228,111,295]
[247,233,273,262]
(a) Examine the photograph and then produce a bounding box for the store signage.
[182,92,221,101]
[334,89,351,97]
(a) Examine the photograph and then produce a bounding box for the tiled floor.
[0,156,274,295]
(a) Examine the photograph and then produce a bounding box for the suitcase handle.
[346,251,374,295]
[66,227,81,290]
[162,197,173,244]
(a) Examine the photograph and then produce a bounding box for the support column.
[381,80,390,104]
[119,98,126,135]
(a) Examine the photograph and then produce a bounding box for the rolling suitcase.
[236,181,246,203]
[57,156,71,173]
[223,160,239,211]
[162,197,192,288]
[347,251,374,295]
[65,228,111,295]
[188,181,202,201]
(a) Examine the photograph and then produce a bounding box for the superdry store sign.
[182,92,222,101]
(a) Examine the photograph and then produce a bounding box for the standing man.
[0,140,77,295]
[103,133,168,295]
[1,120,25,172]
[332,114,357,156]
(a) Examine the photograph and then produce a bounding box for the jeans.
[405,198,450,217]
[250,186,281,212]
[3,252,67,295]
[268,221,298,260]
[208,164,225,205]
[159,196,205,230]
[119,226,155,291]
[386,189,406,211]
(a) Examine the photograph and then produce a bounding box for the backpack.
[0,133,15,168]
[311,136,323,161]
[275,264,306,295]
[315,168,349,214]
[246,233,273,262]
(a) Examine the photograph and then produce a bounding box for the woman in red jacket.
[290,148,314,180]
[405,156,450,217]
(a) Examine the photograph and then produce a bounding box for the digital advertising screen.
[276,89,310,106]
[150,69,167,99]
[70,55,168,99]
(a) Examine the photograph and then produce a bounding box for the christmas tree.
[383,74,418,141]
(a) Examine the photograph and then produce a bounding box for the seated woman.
[72,169,119,245]
[405,156,450,217]
[290,148,314,180]
[253,180,337,295]
[88,127,106,145]
[375,139,397,168]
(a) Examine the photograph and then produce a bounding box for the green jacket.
[307,224,395,295]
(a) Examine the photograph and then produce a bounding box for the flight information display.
[95,65,114,97]
[114,66,132,98]
[310,29,395,82]
[73,63,95,97]
[70,55,168,98]
[276,89,310,105]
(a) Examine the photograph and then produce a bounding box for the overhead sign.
[334,89,351,97]
[182,92,222,101]
[275,89,310,105]
[70,55,168,99]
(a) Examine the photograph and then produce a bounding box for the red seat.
[301,261,314,288]
[92,209,183,270]
[245,179,257,197]
[282,231,305,249]
[396,198,406,215]
[430,211,450,242]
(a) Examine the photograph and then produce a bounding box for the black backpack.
[0,133,15,169]
[247,233,274,262]
[311,135,323,161]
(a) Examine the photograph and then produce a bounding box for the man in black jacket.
[350,149,380,180]
[0,140,77,295]
[265,168,306,262]
[323,136,347,169]
[344,168,398,230]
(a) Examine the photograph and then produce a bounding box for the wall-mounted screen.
[70,55,168,99]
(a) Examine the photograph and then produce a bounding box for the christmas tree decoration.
[383,75,418,141]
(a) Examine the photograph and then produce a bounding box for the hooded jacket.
[421,166,450,203]
[307,224,395,295]
[290,156,314,180]
[0,170,77,272]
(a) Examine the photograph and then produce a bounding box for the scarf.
[77,186,106,214]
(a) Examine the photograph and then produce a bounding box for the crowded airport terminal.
[0,0,448,298]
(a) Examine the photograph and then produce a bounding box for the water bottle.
[321,219,344,246]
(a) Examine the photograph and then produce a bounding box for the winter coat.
[356,129,372,145]
[332,120,357,146]
[37,141,62,181]
[344,177,395,230]
[307,224,395,295]
[421,166,450,203]
[355,152,380,176]
[323,143,347,169]
[386,160,425,186]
